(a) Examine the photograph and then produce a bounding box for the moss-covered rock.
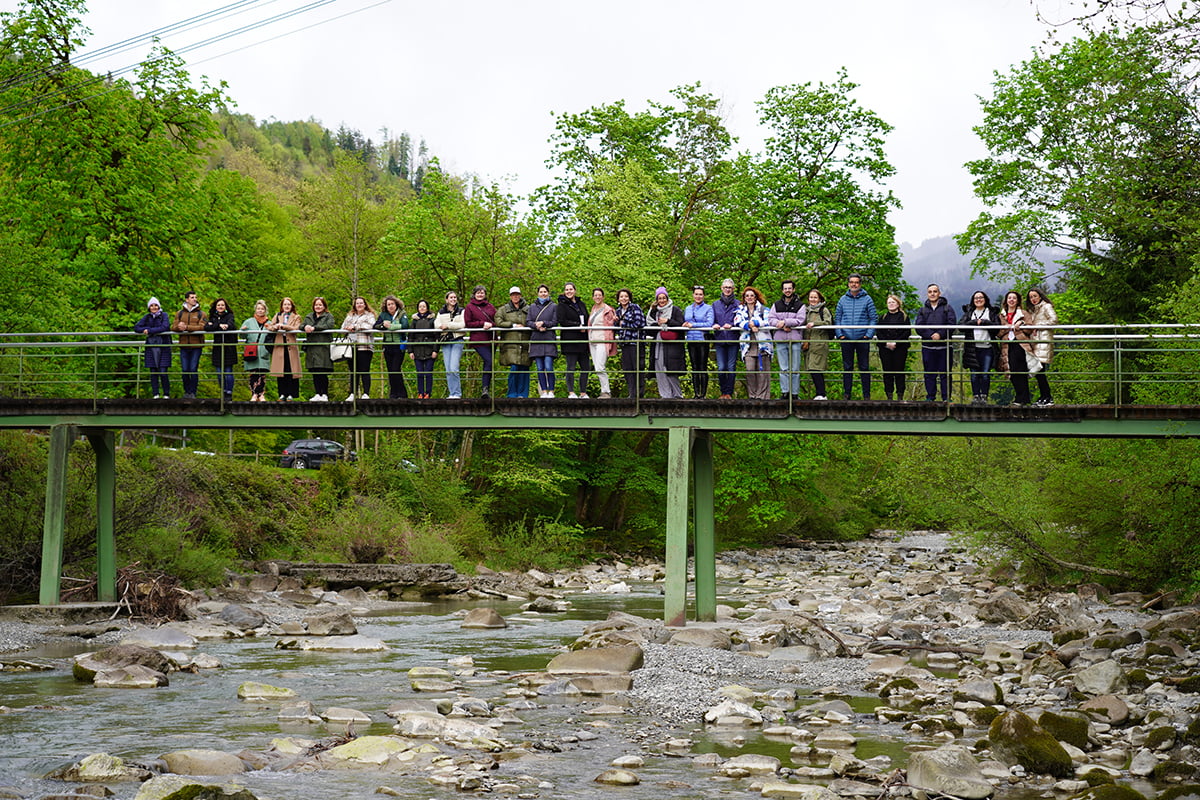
[988,710,1074,778]
[1038,711,1090,750]
[1053,630,1088,647]
[1067,784,1147,800]
[969,707,1002,728]
[1152,760,1198,782]
[1082,771,1115,787]
[1177,675,1200,694]
[1184,718,1200,745]
[1157,784,1200,800]
[1145,725,1177,751]
[1091,631,1142,650]
[879,677,918,698]
[1126,668,1151,689]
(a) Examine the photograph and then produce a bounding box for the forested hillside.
[3,0,1200,600]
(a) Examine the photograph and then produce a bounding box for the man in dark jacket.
[914,284,956,402]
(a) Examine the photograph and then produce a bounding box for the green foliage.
[959,27,1200,322]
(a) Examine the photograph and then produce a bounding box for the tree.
[0,0,266,330]
[957,28,1200,321]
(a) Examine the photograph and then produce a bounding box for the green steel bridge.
[4,326,1200,622]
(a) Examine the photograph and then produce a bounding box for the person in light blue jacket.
[735,286,772,400]
[834,273,877,400]
[682,286,714,398]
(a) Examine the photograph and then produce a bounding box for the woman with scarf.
[408,300,438,399]
[268,296,302,401]
[997,291,1034,407]
[736,286,772,400]
[650,286,686,398]
[557,282,590,398]
[803,289,834,400]
[134,297,173,399]
[205,298,237,402]
[711,279,741,399]
[588,288,617,398]
[240,299,272,402]
[463,285,495,398]
[528,284,559,398]
[375,295,409,399]
[435,290,466,399]
[615,288,646,398]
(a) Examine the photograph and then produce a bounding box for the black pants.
[276,349,300,398]
[470,343,493,395]
[877,343,907,399]
[620,341,646,398]
[921,344,950,401]
[687,340,710,398]
[564,351,589,394]
[312,370,330,397]
[349,349,373,395]
[840,340,871,399]
[383,344,409,398]
[1006,342,1032,404]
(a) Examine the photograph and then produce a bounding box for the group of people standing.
[131,276,1058,405]
[835,276,1058,406]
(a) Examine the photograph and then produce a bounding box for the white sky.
[66,0,1078,247]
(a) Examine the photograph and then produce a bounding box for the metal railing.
[2,324,1200,415]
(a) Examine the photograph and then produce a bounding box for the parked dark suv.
[279,439,356,469]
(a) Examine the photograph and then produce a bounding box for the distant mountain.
[899,235,1068,309]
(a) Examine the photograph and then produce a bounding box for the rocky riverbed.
[1,532,1199,800]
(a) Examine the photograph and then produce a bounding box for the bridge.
[4,325,1200,621]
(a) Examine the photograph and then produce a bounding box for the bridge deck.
[2,397,1199,437]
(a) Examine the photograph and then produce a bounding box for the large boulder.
[667,627,731,650]
[122,627,198,650]
[45,752,151,782]
[304,611,357,636]
[93,664,169,688]
[73,644,173,682]
[989,710,1074,778]
[461,607,507,629]
[134,774,261,800]
[218,604,267,631]
[237,681,296,700]
[546,644,643,675]
[1074,660,1128,696]
[907,745,995,800]
[160,749,247,776]
[977,589,1033,623]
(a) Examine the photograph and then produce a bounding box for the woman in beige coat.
[267,297,303,401]
[1026,288,1058,407]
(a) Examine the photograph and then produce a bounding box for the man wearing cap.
[495,286,532,398]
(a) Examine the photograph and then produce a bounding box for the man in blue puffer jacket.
[834,273,877,400]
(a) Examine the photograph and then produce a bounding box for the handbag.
[243,343,258,359]
[1025,349,1043,373]
[330,336,355,361]
[660,330,678,341]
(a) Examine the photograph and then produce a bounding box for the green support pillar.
[692,430,715,622]
[39,424,75,605]
[87,429,117,602]
[664,426,691,627]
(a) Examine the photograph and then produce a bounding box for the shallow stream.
[1,586,944,799]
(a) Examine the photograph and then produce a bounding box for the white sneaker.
[813,395,827,401]
[309,394,324,402]
[360,393,369,400]
[152,394,160,400]
[448,394,461,399]
[345,393,356,402]
[567,392,578,399]
[577,392,589,399]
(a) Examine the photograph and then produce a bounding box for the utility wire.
[0,0,358,123]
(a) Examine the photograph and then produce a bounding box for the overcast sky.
[69,0,1078,247]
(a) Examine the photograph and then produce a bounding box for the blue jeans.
[215,365,234,396]
[507,364,531,397]
[714,342,739,396]
[534,355,555,392]
[179,347,201,395]
[775,341,804,396]
[442,341,463,397]
[969,346,994,397]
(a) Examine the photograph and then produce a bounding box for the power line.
[0,0,348,122]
